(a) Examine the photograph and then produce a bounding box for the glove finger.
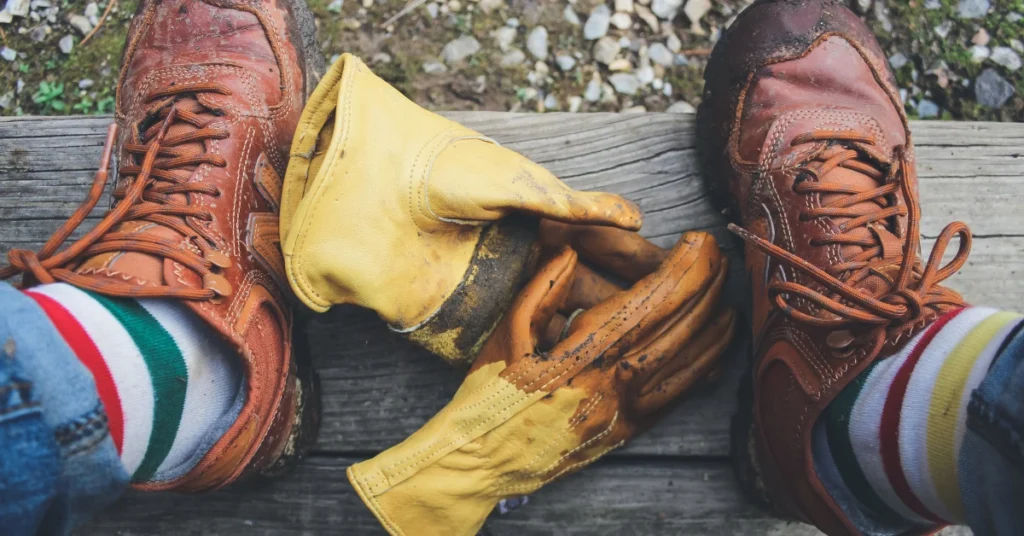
[630,309,737,415]
[428,140,643,230]
[475,246,577,373]
[561,263,625,313]
[614,257,729,368]
[539,220,669,282]
[571,233,722,362]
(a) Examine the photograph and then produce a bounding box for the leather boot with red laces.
[1,0,324,491]
[697,1,973,533]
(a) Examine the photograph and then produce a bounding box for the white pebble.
[666,100,696,113]
[526,26,548,59]
[583,4,610,40]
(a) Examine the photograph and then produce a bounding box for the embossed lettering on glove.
[280,54,642,364]
[347,230,736,536]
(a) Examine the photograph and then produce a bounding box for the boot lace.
[729,129,971,347]
[0,83,234,299]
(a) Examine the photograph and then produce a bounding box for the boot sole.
[255,0,325,481]
[695,0,781,517]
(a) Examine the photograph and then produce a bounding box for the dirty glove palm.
[347,232,736,536]
[280,54,642,363]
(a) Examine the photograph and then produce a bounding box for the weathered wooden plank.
[2,114,1023,459]
[78,455,972,536]
[78,456,810,535]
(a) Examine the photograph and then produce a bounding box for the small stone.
[371,52,392,64]
[16,78,24,94]
[970,45,990,63]
[933,20,952,39]
[873,1,892,32]
[448,0,461,11]
[634,4,658,31]
[3,0,28,17]
[917,99,939,118]
[666,100,696,113]
[650,0,681,20]
[615,0,633,13]
[442,35,480,63]
[584,78,602,102]
[326,0,343,13]
[492,26,516,51]
[520,87,538,101]
[583,4,610,40]
[68,13,92,35]
[0,46,16,61]
[853,0,871,14]
[479,0,502,14]
[683,0,710,33]
[84,1,98,16]
[568,95,582,113]
[1009,12,1023,23]
[58,33,73,53]
[600,83,617,104]
[972,28,990,46]
[608,58,631,71]
[974,68,1015,108]
[526,26,548,59]
[543,93,558,111]
[924,0,941,8]
[28,24,45,41]
[0,92,11,110]
[423,60,448,73]
[555,54,576,71]
[635,65,654,84]
[957,0,989,19]
[506,17,519,27]
[990,47,1022,71]
[889,52,908,70]
[666,33,681,53]
[618,35,631,48]
[563,4,579,25]
[500,48,526,67]
[608,72,640,95]
[1012,39,1024,54]
[341,17,361,29]
[0,10,12,23]
[425,2,439,17]
[78,78,93,89]
[648,42,673,67]
[622,105,646,113]
[610,12,631,29]
[652,78,663,90]
[592,36,620,65]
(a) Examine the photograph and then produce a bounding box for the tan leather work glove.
[280,54,642,364]
[347,230,736,536]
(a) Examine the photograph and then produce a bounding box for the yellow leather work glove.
[280,54,642,364]
[347,230,736,536]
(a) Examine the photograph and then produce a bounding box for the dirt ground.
[0,0,1021,119]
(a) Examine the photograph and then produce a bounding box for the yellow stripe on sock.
[927,311,1020,520]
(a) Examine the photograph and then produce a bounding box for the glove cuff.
[399,214,538,365]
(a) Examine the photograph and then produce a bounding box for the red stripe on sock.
[26,291,125,453]
[878,308,964,523]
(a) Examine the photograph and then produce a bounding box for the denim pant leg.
[0,283,128,535]
[959,328,1024,536]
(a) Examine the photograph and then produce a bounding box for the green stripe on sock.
[824,361,904,524]
[88,292,187,482]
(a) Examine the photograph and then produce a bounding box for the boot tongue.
[74,97,214,290]
[816,164,905,298]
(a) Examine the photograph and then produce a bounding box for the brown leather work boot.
[0,0,325,491]
[697,1,973,533]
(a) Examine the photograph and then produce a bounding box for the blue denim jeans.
[816,324,1024,536]
[0,283,127,535]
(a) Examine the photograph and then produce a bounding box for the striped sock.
[24,283,243,484]
[815,306,1024,528]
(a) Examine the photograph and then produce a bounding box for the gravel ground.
[0,0,1021,119]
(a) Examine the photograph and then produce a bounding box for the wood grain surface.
[1,114,1006,535]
